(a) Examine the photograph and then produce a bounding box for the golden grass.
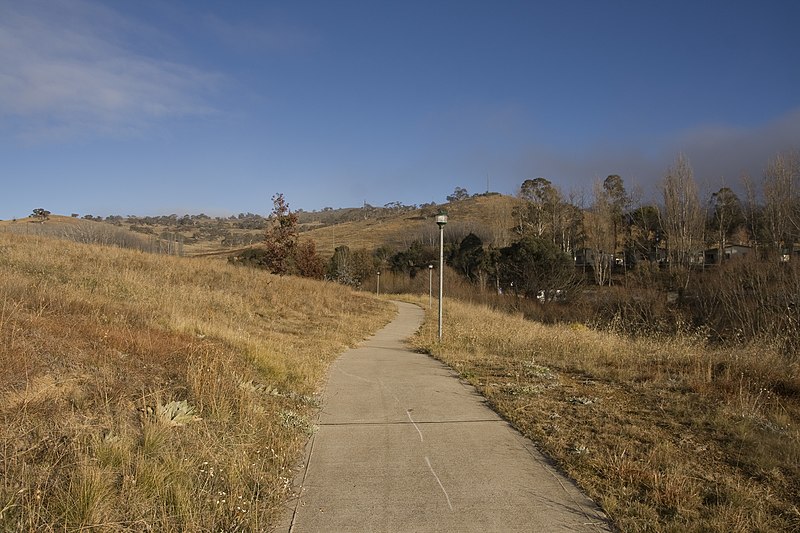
[409,296,800,532]
[0,232,394,531]
[301,194,519,257]
[1,194,519,259]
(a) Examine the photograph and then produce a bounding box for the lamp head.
[435,211,448,227]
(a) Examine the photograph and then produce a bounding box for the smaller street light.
[376,270,381,296]
[428,264,433,309]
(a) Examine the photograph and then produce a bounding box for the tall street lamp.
[435,211,448,342]
[428,264,433,309]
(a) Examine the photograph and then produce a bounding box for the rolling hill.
[0,193,521,260]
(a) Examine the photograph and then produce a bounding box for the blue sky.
[1,0,799,219]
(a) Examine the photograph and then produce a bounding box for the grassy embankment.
[411,297,799,532]
[0,232,394,531]
[301,194,517,258]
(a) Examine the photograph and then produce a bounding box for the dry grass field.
[1,194,518,261]
[6,211,798,531]
[0,232,394,531]
[410,297,800,532]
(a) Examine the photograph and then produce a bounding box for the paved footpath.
[279,301,611,532]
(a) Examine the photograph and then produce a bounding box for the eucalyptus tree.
[708,187,744,262]
[499,235,574,300]
[628,204,662,264]
[516,177,581,254]
[517,178,562,240]
[603,174,630,260]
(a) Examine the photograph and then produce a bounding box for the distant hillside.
[0,215,159,251]
[0,193,521,259]
[300,194,518,258]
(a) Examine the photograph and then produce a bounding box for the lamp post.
[435,211,448,342]
[428,264,433,309]
[376,271,380,296]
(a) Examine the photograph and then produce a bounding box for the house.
[780,245,800,262]
[574,247,594,268]
[574,248,622,268]
[704,244,752,265]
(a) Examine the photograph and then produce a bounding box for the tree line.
[506,151,799,291]
[239,151,798,298]
[233,151,798,350]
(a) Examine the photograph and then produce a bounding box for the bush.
[689,257,800,353]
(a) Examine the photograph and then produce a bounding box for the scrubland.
[411,297,799,532]
[0,232,394,531]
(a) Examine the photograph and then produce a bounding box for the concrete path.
[279,301,611,532]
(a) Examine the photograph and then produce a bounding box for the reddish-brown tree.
[262,193,299,275]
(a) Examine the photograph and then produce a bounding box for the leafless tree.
[660,154,704,288]
[741,174,760,253]
[584,179,615,286]
[763,152,800,259]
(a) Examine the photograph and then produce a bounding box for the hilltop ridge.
[0,193,519,258]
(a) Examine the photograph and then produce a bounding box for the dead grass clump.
[691,258,800,352]
[0,232,394,530]
[56,465,116,529]
[409,295,800,532]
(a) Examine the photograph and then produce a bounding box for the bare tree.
[584,179,615,286]
[486,199,515,248]
[763,152,800,259]
[660,154,704,288]
[559,193,584,256]
[741,174,761,253]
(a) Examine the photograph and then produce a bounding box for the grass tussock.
[0,232,394,531]
[410,296,800,532]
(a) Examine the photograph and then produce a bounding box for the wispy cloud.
[200,11,316,54]
[0,0,222,141]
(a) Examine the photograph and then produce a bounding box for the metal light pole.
[435,211,448,342]
[376,271,381,296]
[428,264,433,309]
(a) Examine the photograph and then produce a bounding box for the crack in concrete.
[317,419,502,426]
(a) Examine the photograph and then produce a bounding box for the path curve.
[279,301,611,532]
